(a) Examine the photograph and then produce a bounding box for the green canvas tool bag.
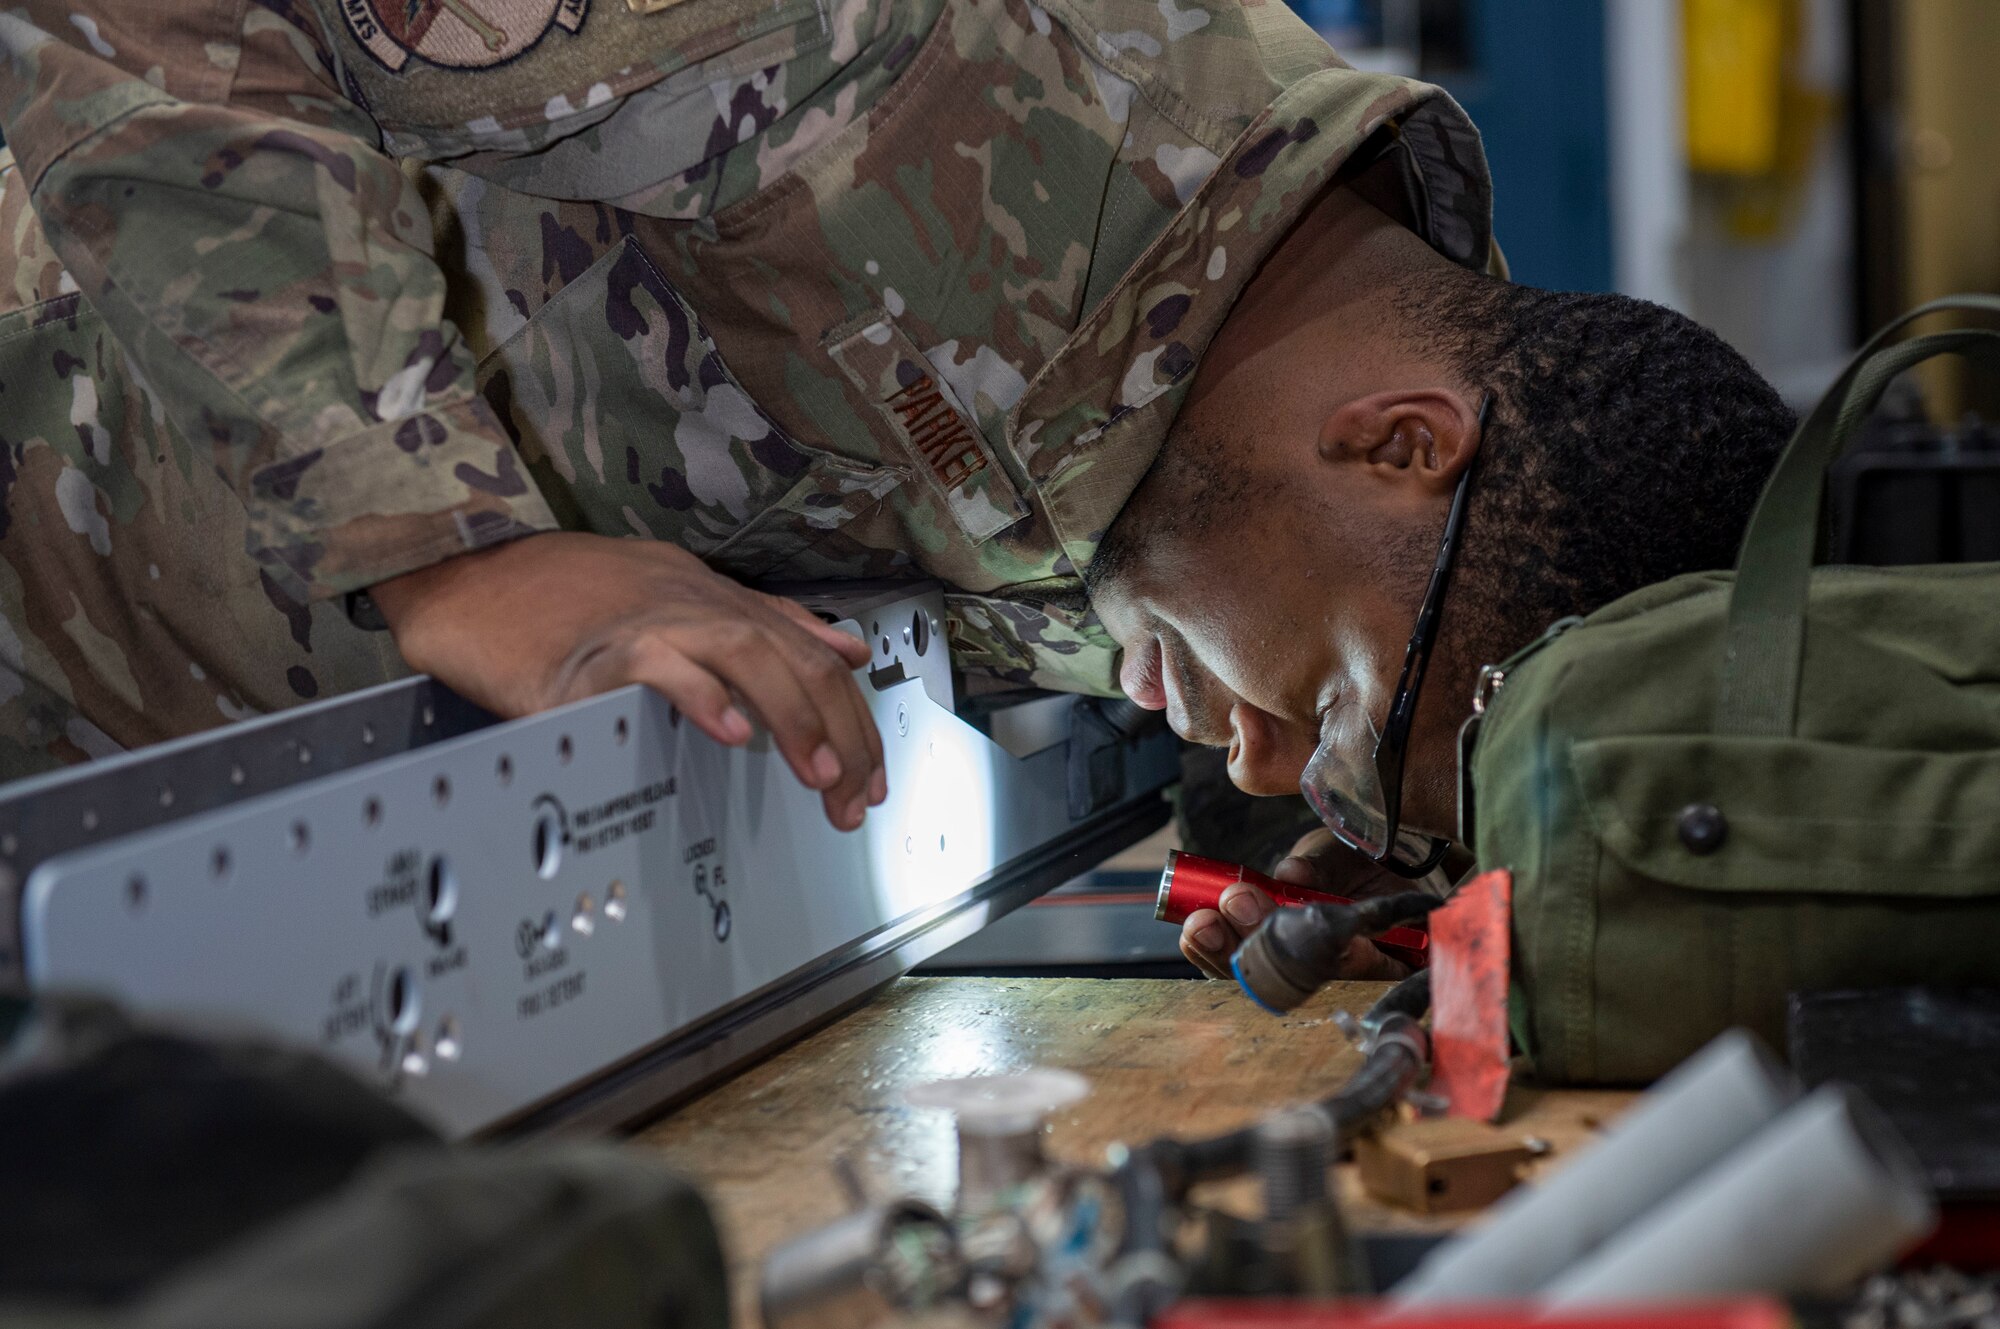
[1466,294,2000,1086]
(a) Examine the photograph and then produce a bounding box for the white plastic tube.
[1541,1084,1936,1306]
[1390,1030,1798,1306]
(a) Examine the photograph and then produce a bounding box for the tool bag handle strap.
[1718,294,2000,738]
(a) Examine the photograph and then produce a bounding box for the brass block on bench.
[1353,1118,1540,1214]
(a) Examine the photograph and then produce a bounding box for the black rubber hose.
[1325,1039,1423,1136]
[1149,1037,1430,1192]
[1130,962,1436,1199]
[1366,968,1433,1026]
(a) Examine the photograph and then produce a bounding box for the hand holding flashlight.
[1161,850,1430,980]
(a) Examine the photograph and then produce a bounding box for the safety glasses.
[1299,394,1490,878]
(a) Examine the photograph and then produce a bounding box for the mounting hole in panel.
[496,754,513,786]
[229,765,246,787]
[910,610,930,656]
[81,808,98,832]
[614,715,630,746]
[557,734,574,765]
[532,808,564,879]
[426,856,458,926]
[157,785,175,809]
[387,966,421,1036]
[363,797,383,829]
[432,774,451,808]
[125,874,146,911]
[289,820,311,854]
[211,845,232,881]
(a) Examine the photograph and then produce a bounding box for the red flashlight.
[1154,850,1431,971]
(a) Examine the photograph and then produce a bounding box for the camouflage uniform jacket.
[0,0,1490,777]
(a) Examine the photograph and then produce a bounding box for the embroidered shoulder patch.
[336,0,587,71]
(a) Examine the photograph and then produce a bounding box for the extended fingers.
[1179,907,1236,979]
[1182,885,1279,980]
[559,636,757,746]
[1216,881,1274,931]
[1338,936,1414,982]
[769,596,874,667]
[751,609,885,821]
[616,645,754,748]
[677,623,867,824]
[763,600,888,804]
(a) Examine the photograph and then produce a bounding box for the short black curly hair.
[1399,267,1797,643]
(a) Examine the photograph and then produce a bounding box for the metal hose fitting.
[1231,893,1440,1013]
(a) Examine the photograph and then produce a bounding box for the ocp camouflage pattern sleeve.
[0,1,558,603]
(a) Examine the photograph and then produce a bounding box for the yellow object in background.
[1684,0,1786,176]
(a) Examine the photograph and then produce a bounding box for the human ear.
[1315,389,1484,494]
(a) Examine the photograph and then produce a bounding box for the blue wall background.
[1432,0,1614,293]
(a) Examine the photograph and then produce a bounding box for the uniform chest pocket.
[476,237,903,579]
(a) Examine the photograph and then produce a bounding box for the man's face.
[1090,390,1483,838]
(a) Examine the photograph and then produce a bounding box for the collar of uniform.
[1008,66,1491,580]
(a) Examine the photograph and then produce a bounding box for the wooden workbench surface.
[637,977,1631,1316]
